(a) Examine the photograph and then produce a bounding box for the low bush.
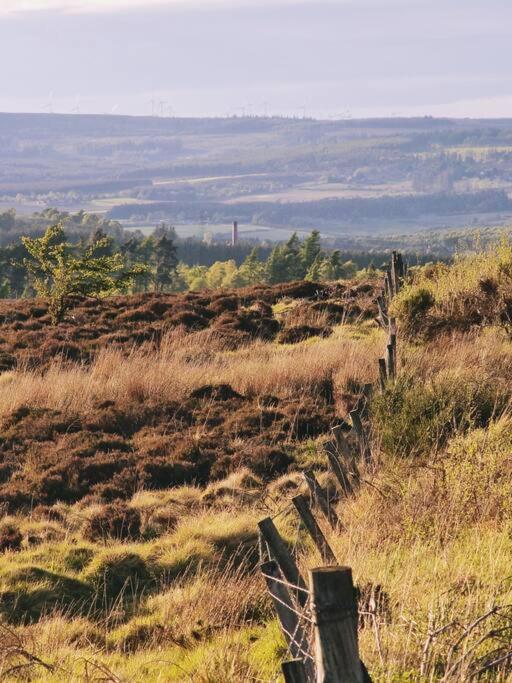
[392,241,512,338]
[371,369,506,458]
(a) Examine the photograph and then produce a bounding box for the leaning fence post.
[261,560,309,662]
[282,659,308,683]
[310,566,367,683]
[258,517,308,607]
[303,470,342,531]
[292,494,337,565]
[324,439,354,497]
[331,425,352,460]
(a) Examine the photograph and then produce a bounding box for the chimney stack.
[231,220,239,246]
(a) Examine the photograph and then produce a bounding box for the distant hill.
[2,113,512,240]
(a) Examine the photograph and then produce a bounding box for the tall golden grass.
[0,326,383,418]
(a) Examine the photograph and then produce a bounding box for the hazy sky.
[1,0,511,118]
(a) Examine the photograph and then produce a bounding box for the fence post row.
[258,254,406,680]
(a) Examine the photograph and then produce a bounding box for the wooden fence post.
[378,358,387,392]
[310,566,367,683]
[258,529,270,563]
[349,408,372,466]
[385,343,395,383]
[391,251,400,295]
[323,439,354,497]
[258,517,308,607]
[292,494,337,565]
[331,425,352,460]
[385,270,393,299]
[376,295,388,329]
[303,470,341,530]
[261,560,309,662]
[282,659,308,683]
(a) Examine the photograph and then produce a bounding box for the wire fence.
[258,252,405,682]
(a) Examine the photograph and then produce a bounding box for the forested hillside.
[3,114,512,241]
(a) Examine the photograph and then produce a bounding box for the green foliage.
[22,224,147,323]
[392,286,435,335]
[392,239,512,337]
[371,371,503,458]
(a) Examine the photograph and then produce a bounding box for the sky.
[1,0,511,119]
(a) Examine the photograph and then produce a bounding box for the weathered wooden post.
[282,659,308,683]
[349,408,372,465]
[303,470,341,530]
[310,566,367,683]
[378,358,387,392]
[258,529,270,563]
[385,270,393,299]
[292,494,337,565]
[376,295,388,329]
[261,561,309,661]
[331,425,352,460]
[258,517,308,607]
[323,438,353,496]
[385,342,395,383]
[391,251,400,295]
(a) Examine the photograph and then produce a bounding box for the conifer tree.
[300,230,322,273]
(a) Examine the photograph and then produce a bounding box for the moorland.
[1,243,512,680]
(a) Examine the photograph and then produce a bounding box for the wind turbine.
[149,97,157,116]
[43,91,54,114]
[158,100,168,117]
[71,94,81,115]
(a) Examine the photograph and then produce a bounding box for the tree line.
[0,219,370,306]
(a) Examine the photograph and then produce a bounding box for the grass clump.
[84,550,152,609]
[0,565,93,624]
[82,502,142,543]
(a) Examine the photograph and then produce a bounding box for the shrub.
[391,286,434,336]
[371,370,504,458]
[82,502,142,542]
[392,241,512,338]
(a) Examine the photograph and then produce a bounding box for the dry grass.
[0,325,383,419]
